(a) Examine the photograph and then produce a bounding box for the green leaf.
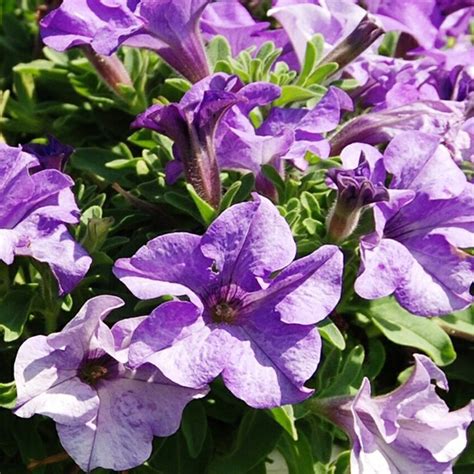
[219,180,242,213]
[208,410,282,474]
[320,345,365,397]
[364,338,386,380]
[181,401,208,458]
[0,289,34,341]
[273,85,325,107]
[297,34,325,86]
[269,405,298,441]
[277,430,314,474]
[185,183,217,225]
[434,307,474,341]
[207,35,232,69]
[331,450,351,474]
[318,320,346,350]
[365,298,456,366]
[261,164,285,199]
[0,382,16,409]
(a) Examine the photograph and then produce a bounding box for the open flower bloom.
[40,0,211,83]
[335,132,474,315]
[268,0,367,68]
[0,144,91,294]
[314,355,473,474]
[14,295,208,472]
[217,85,352,196]
[114,195,343,408]
[201,1,289,57]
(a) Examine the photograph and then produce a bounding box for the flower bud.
[326,155,389,242]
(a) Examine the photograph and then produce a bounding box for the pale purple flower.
[337,132,474,315]
[133,73,251,207]
[268,0,367,67]
[0,144,91,294]
[365,0,474,50]
[201,1,289,57]
[13,295,208,472]
[217,85,352,196]
[40,0,211,83]
[114,195,343,408]
[329,98,474,163]
[314,354,473,474]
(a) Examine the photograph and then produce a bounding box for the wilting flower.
[133,73,248,207]
[22,135,74,172]
[114,195,343,407]
[326,150,389,242]
[311,354,473,474]
[0,144,91,294]
[14,295,208,472]
[338,132,473,315]
[41,0,211,83]
[217,85,352,196]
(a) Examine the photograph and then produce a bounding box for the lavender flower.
[14,295,208,471]
[201,1,288,56]
[132,73,247,208]
[41,0,211,83]
[114,195,343,408]
[268,0,367,68]
[341,133,474,315]
[217,85,352,197]
[0,144,91,294]
[312,355,473,473]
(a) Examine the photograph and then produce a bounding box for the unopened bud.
[326,155,388,242]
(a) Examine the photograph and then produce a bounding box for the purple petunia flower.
[217,85,352,197]
[13,295,208,471]
[201,0,290,57]
[329,97,474,163]
[40,0,211,83]
[332,132,473,315]
[313,354,473,473]
[0,144,91,294]
[132,73,249,207]
[114,195,343,408]
[268,0,367,68]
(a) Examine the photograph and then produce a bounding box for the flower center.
[211,302,238,324]
[79,358,110,386]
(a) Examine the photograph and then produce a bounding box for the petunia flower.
[268,0,367,68]
[217,85,352,197]
[332,132,473,315]
[132,73,247,207]
[0,144,91,294]
[13,295,208,472]
[311,354,473,474]
[40,0,211,83]
[201,0,290,57]
[114,195,344,408]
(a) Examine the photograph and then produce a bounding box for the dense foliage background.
[0,0,473,473]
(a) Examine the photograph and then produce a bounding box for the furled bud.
[326,155,389,242]
[22,135,74,172]
[318,15,384,74]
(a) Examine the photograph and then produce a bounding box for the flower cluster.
[2,0,473,472]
